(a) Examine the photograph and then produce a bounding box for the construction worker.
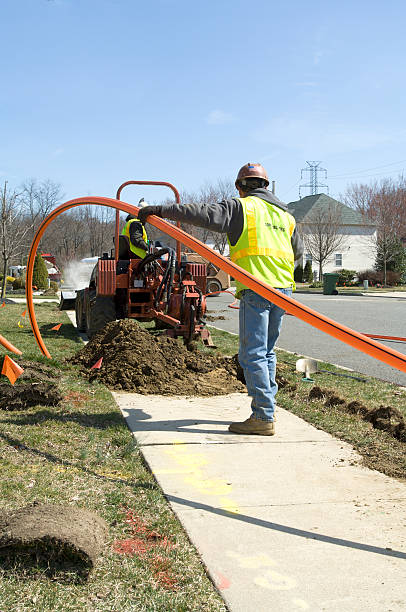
[122,199,149,258]
[138,163,303,436]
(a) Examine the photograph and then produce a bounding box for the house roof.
[287,193,375,226]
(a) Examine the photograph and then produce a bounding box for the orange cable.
[25,196,406,374]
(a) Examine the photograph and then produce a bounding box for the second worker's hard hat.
[235,162,269,187]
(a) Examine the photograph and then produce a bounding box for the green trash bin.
[323,272,340,295]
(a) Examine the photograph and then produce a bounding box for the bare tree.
[342,177,406,285]
[80,205,115,257]
[301,203,347,280]
[20,178,63,241]
[0,182,31,299]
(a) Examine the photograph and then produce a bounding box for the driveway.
[206,292,406,387]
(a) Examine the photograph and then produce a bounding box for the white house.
[288,194,377,280]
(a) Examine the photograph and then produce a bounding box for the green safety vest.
[122,219,148,259]
[229,196,295,298]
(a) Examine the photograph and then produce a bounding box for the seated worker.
[122,209,149,259]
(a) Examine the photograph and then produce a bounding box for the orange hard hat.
[235,163,269,187]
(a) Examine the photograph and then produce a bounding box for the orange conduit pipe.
[0,334,22,356]
[26,197,406,374]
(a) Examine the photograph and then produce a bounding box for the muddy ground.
[70,320,247,396]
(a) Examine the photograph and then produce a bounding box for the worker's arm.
[129,220,148,251]
[291,227,304,269]
[138,199,244,245]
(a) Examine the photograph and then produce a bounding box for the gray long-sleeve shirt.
[158,188,304,266]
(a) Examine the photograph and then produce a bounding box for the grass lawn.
[0,303,227,612]
[0,302,405,611]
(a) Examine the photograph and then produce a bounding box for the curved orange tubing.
[0,334,22,355]
[26,197,406,374]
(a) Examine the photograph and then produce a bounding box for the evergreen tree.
[32,254,49,289]
[303,260,314,283]
[294,264,303,283]
[375,239,406,282]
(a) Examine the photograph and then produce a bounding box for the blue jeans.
[238,287,292,422]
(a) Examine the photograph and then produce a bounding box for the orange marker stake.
[21,310,26,317]
[1,355,24,385]
[0,302,6,308]
[51,323,62,331]
[0,334,22,355]
[90,357,103,370]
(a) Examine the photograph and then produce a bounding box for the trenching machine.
[60,181,213,345]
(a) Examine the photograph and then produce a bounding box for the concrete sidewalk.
[113,392,406,612]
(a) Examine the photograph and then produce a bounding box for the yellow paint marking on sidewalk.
[164,440,241,514]
[254,570,296,591]
[226,551,277,569]
[292,598,310,610]
[227,550,310,604]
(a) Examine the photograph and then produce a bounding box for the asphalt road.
[206,291,406,387]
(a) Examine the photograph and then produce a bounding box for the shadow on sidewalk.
[166,494,406,560]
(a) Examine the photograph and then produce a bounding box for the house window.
[335,253,342,267]
[305,253,312,265]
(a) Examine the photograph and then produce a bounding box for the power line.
[328,158,406,179]
[329,167,405,181]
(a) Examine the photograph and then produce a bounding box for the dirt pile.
[308,386,405,442]
[0,503,108,582]
[70,320,246,396]
[0,360,62,411]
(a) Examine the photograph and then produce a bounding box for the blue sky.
[1,0,406,206]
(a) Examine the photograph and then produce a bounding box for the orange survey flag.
[21,309,26,317]
[1,355,24,385]
[0,302,6,308]
[90,357,103,369]
[51,323,62,331]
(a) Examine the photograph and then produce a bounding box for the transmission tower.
[299,161,329,198]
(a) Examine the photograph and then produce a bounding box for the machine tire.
[86,295,116,338]
[75,290,86,332]
[206,279,222,296]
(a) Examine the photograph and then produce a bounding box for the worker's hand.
[137,205,163,225]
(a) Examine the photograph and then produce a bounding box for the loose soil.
[0,503,108,582]
[70,320,246,395]
[0,360,62,411]
[308,386,405,442]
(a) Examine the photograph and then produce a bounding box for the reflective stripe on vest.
[122,219,148,259]
[229,196,295,297]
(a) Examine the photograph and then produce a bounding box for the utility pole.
[299,161,328,199]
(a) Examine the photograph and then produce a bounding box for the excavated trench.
[308,386,406,442]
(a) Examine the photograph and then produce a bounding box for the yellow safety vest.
[229,196,295,298]
[122,219,148,259]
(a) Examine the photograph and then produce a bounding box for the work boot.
[228,416,275,436]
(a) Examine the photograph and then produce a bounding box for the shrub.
[32,254,49,290]
[294,264,303,283]
[12,277,25,290]
[336,269,357,286]
[357,269,401,286]
[309,281,323,288]
[303,261,314,283]
[50,281,58,292]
